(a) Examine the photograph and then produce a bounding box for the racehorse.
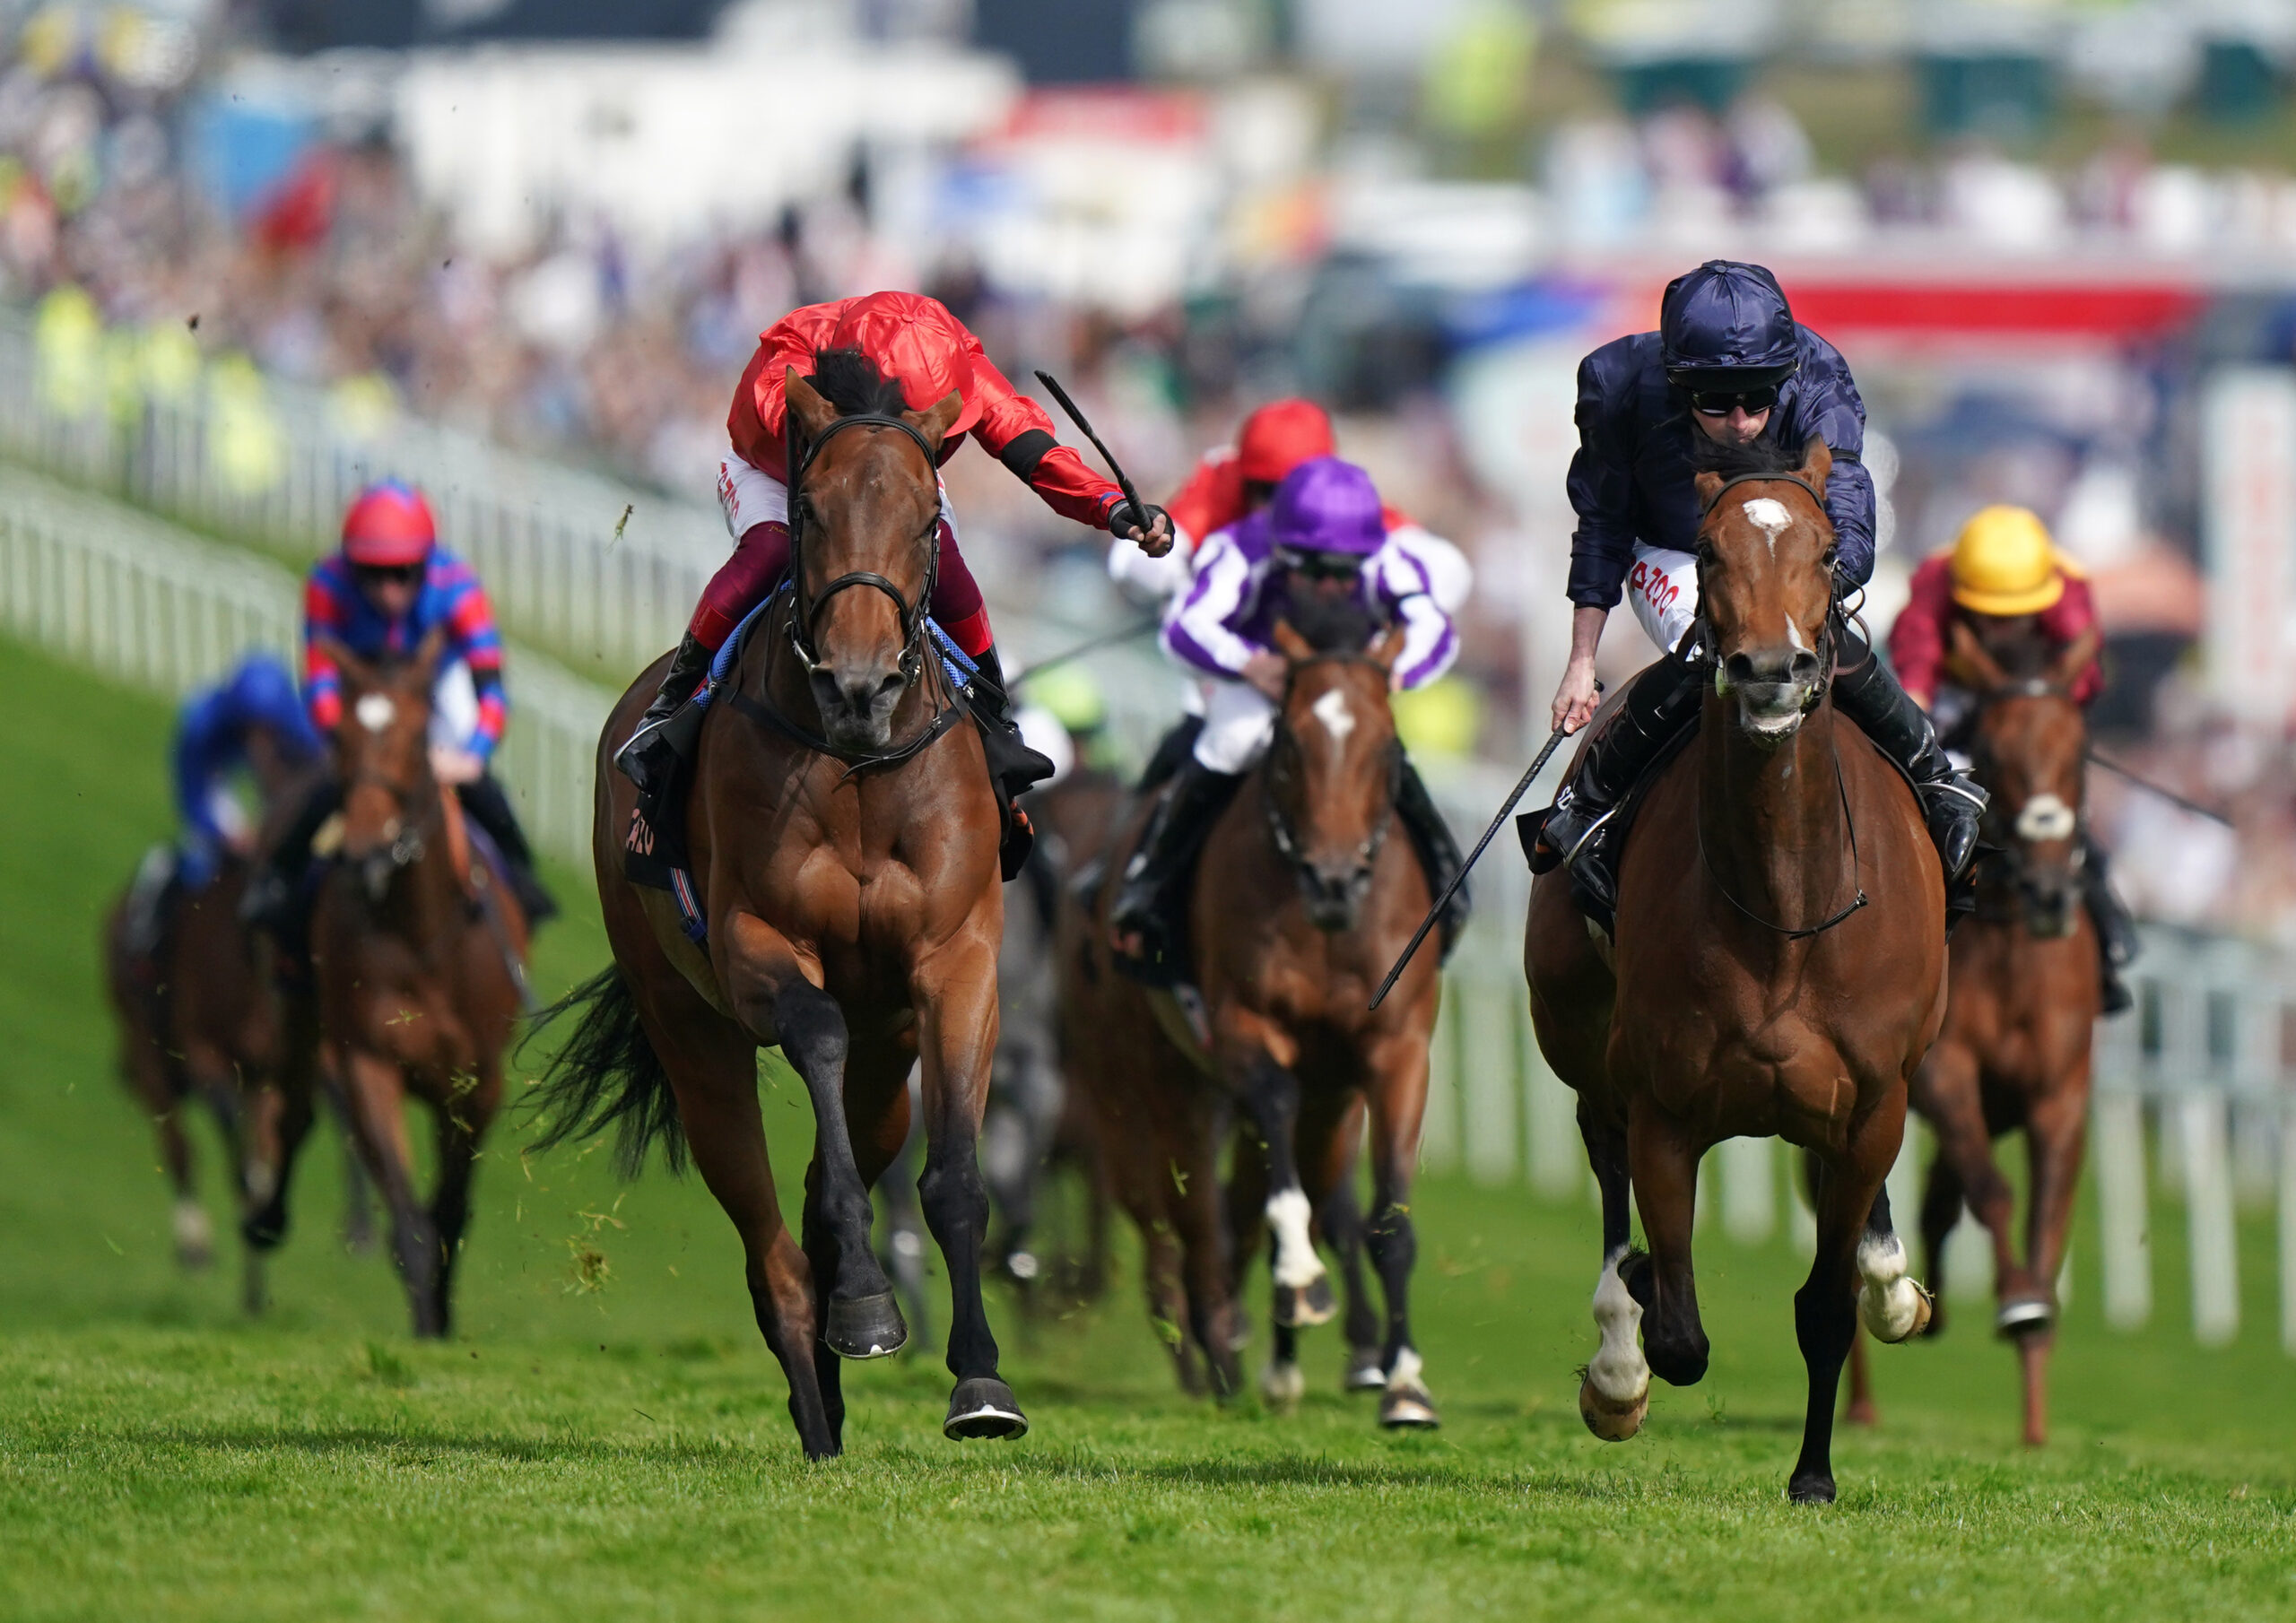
[531,361,1023,1457]
[1847,621,2104,1447]
[104,855,271,1294]
[242,627,527,1337]
[1070,620,1444,1428]
[1526,438,1947,1503]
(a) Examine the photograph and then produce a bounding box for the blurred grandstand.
[4,0,2296,937]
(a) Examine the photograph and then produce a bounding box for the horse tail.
[521,965,688,1176]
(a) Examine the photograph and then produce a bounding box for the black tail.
[520,965,687,1176]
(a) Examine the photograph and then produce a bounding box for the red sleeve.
[2041,574,2106,705]
[1167,451,1242,552]
[302,576,344,732]
[965,348,1123,529]
[726,302,843,480]
[1888,554,1953,699]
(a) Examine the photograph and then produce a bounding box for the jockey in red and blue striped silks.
[301,547,507,762]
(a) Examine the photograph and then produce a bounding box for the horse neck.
[383,793,465,955]
[1697,689,1850,930]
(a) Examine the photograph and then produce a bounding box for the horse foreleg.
[339,1046,444,1338]
[1362,1030,1436,1430]
[1578,1099,1648,1440]
[1321,1099,1385,1392]
[1918,1039,2022,1326]
[1235,1053,1332,1328]
[1626,1109,1709,1389]
[914,943,1026,1440]
[2013,1072,2090,1447]
[424,1065,500,1340]
[1917,1146,1964,1337]
[1170,1100,1242,1404]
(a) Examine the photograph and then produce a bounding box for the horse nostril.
[1724,652,1757,687]
[1789,649,1821,683]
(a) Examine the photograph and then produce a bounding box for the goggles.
[354,563,424,586]
[1276,547,1363,583]
[1687,384,1780,417]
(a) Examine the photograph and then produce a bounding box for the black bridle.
[1259,651,1403,886]
[1964,676,2086,931]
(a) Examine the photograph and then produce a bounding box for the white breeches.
[1626,542,1700,655]
[1193,679,1277,774]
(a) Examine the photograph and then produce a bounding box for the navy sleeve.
[170,693,229,842]
[1793,331,1876,588]
[1565,348,1639,611]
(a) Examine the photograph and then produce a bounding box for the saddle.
[1517,709,1700,935]
[622,595,1051,946]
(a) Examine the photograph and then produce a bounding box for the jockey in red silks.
[617,291,1171,790]
[1888,504,2134,1010]
[243,481,556,932]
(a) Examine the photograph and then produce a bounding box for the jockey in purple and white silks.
[1109,456,1470,985]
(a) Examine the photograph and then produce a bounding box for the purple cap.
[1266,456,1386,557]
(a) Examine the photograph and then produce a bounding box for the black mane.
[1688,428,1803,481]
[804,346,908,418]
[1281,586,1381,655]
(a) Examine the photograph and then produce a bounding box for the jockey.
[1535,259,1986,919]
[616,290,1171,796]
[122,655,323,958]
[1109,456,1469,983]
[242,482,556,932]
[1890,504,2137,1010]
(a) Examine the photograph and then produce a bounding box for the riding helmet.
[1660,260,1801,392]
[1237,398,1336,484]
[823,291,984,438]
[1268,456,1387,557]
[1950,505,2069,617]
[341,481,438,568]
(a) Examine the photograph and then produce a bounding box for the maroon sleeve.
[1888,554,1953,700]
[2043,574,2107,705]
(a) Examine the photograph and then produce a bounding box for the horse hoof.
[1260,1358,1305,1414]
[1578,1373,1648,1442]
[1857,1276,1934,1344]
[1344,1345,1387,1392]
[1996,1297,2053,1339]
[1272,1277,1336,1329]
[823,1292,909,1360]
[1787,1471,1837,1506]
[1379,1383,1440,1430]
[172,1200,214,1270]
[944,1377,1028,1440]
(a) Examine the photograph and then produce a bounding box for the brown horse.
[533,364,1021,1458]
[1070,621,1444,1427]
[1526,438,1947,1503]
[1847,621,2104,1447]
[244,628,528,1337]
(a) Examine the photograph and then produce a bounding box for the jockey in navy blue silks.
[1535,260,1984,920]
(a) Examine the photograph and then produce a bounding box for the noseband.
[784,411,941,679]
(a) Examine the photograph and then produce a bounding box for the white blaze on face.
[355,692,396,733]
[2015,792,2077,843]
[1309,686,1356,746]
[1742,496,1792,555]
[1265,1186,1325,1289]
[1588,1245,1649,1405]
[1786,614,1811,655]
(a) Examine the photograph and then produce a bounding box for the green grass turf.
[1,631,2292,1621]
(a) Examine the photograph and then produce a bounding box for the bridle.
[1687,471,1867,939]
[1965,675,2086,927]
[1260,651,1403,885]
[340,718,439,883]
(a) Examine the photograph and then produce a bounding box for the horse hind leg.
[1578,1107,1648,1441]
[1320,1126,1387,1392]
[1917,1148,1964,1338]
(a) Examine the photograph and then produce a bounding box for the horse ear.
[1947,616,2009,694]
[1370,620,1409,673]
[1796,437,1832,501]
[312,634,369,692]
[1693,469,1725,511]
[411,622,450,686]
[1272,621,1315,663]
[906,388,964,452]
[785,366,839,445]
[2049,623,2102,692]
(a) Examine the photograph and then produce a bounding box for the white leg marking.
[1588,1246,1649,1405]
[172,1197,213,1257]
[1857,1232,1929,1342]
[1265,1187,1325,1289]
[1387,1344,1426,1393]
[1260,1356,1305,1408]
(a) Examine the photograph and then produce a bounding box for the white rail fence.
[0,465,610,865]
[7,451,2290,1354]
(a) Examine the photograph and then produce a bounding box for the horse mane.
[1283,588,1381,655]
[805,346,909,419]
[1688,430,1802,482]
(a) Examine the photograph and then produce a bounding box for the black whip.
[1033,370,1158,549]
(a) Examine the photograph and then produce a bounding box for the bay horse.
[532,360,1022,1457]
[1848,621,2104,1447]
[1526,438,1946,1503]
[1070,621,1443,1428]
[243,627,528,1336]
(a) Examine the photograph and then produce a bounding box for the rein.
[1695,737,1869,940]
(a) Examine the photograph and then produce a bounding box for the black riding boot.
[1831,642,1987,884]
[1138,715,1205,792]
[1109,758,1242,986]
[614,630,715,794]
[239,778,343,941]
[965,644,1057,881]
[1395,759,1470,957]
[1535,655,1703,924]
[456,775,559,925]
[2081,830,2138,1015]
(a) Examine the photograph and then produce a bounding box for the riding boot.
[2081,830,2138,1015]
[1535,655,1703,923]
[965,643,1057,880]
[1110,758,1242,986]
[1395,758,1470,957]
[1831,641,1987,884]
[1138,715,1206,792]
[240,778,342,941]
[456,776,560,926]
[614,630,716,794]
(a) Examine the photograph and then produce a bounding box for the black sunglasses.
[1688,385,1780,417]
[1277,548,1361,582]
[354,563,423,586]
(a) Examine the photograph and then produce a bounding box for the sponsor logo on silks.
[625,805,655,856]
[1631,558,1681,617]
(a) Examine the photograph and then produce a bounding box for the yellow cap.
[1949,506,2066,617]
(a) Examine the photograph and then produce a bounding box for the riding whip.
[1369,700,1592,1012]
[1033,370,1156,545]
[2086,749,2233,827]
[1009,616,1163,685]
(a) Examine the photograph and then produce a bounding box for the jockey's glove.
[1107,500,1170,543]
